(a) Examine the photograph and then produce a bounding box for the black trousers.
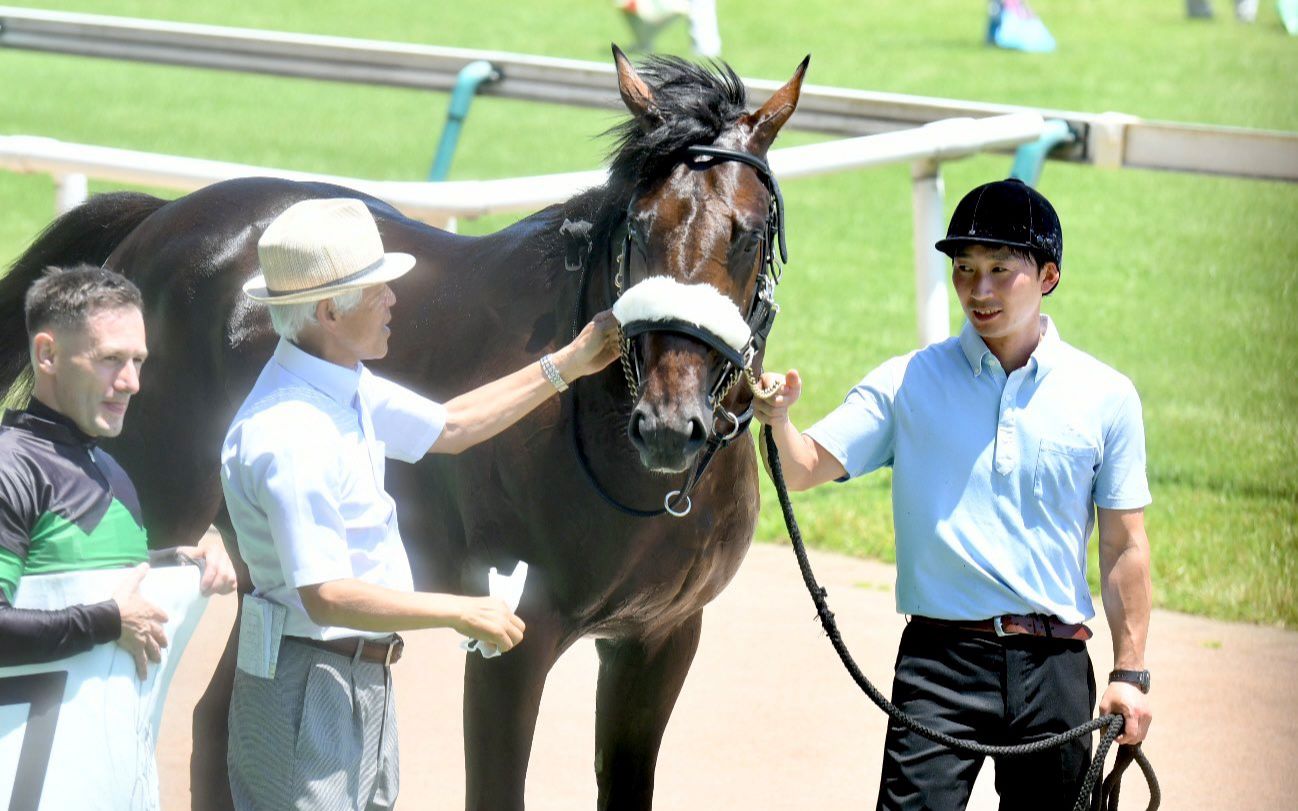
[876,620,1096,811]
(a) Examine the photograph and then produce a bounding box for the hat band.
[264,255,386,298]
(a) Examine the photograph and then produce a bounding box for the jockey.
[0,265,235,672]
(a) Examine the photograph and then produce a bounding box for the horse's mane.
[558,56,748,245]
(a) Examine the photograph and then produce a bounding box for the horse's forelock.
[606,57,747,189]
[553,58,751,281]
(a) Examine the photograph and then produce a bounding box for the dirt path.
[159,543,1298,809]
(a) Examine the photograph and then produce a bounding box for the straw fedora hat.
[242,198,416,304]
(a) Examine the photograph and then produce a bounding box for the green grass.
[2,1,1295,626]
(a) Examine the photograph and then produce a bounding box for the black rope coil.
[761,426,1160,811]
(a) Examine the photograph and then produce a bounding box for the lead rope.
[760,425,1160,811]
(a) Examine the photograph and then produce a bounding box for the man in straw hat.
[754,179,1152,809]
[220,198,620,810]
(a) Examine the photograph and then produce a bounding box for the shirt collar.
[1032,315,1060,380]
[273,338,363,407]
[958,320,992,376]
[958,315,1059,380]
[1,398,97,447]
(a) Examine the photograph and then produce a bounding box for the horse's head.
[607,48,808,474]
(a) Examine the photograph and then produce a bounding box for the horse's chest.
[584,526,751,636]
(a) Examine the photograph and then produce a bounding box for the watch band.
[1107,668,1151,694]
[540,353,568,392]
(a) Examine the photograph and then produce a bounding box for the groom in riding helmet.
[755,178,1153,809]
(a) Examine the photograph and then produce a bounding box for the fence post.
[428,60,500,182]
[910,159,950,347]
[55,173,88,215]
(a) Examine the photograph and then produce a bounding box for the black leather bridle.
[616,144,785,419]
[567,143,789,519]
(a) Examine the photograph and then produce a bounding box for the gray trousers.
[228,638,399,810]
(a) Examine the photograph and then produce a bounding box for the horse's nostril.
[687,417,707,447]
[628,409,648,446]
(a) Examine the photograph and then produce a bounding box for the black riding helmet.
[935,178,1063,292]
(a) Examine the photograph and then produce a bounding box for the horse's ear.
[744,55,810,152]
[612,44,658,123]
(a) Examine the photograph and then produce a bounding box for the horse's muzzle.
[628,403,708,473]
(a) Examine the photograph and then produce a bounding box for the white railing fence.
[0,113,1049,347]
[3,6,1293,346]
[2,6,1295,181]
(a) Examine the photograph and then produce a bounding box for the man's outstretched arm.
[430,312,621,455]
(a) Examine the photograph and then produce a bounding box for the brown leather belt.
[911,614,1092,642]
[290,634,404,665]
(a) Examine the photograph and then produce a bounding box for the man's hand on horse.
[753,369,803,425]
[1099,681,1153,745]
[112,563,170,679]
[177,532,239,595]
[454,596,526,654]
[560,310,623,380]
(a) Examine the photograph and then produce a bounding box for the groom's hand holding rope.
[753,369,846,491]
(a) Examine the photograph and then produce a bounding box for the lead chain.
[746,366,781,399]
[617,324,640,399]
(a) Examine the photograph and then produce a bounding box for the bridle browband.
[567,143,788,519]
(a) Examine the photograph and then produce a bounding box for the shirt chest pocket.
[338,438,385,498]
[1034,439,1098,506]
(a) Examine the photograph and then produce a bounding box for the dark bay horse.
[0,49,808,809]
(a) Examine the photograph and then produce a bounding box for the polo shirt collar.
[273,338,362,407]
[958,315,1059,380]
[1032,315,1060,380]
[958,321,993,376]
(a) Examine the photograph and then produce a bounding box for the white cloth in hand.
[460,561,528,659]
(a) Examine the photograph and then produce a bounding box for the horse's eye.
[733,231,762,255]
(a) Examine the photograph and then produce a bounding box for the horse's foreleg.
[463,603,565,811]
[190,514,246,811]
[190,605,238,811]
[593,611,703,811]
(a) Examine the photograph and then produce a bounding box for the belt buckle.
[993,616,1013,637]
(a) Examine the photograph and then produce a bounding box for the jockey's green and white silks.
[611,276,751,357]
[0,566,208,811]
[0,403,150,604]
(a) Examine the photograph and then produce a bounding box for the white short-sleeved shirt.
[220,339,447,640]
[805,316,1150,624]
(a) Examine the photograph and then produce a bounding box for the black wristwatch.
[1108,669,1151,694]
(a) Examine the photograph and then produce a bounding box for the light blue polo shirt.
[805,316,1150,624]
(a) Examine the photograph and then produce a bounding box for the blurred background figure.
[617,0,722,57]
[1186,0,1257,21]
[1282,0,1298,33]
[987,0,1057,52]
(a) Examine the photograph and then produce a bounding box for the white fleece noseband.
[611,276,750,355]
